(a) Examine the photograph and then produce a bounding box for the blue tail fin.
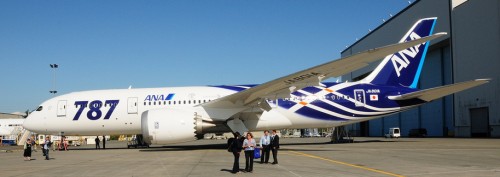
[362,17,437,88]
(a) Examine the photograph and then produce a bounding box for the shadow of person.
[220,169,233,173]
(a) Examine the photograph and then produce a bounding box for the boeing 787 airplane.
[23,17,489,145]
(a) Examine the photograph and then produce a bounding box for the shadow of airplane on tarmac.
[66,138,419,152]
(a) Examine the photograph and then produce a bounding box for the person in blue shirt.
[259,130,271,164]
[43,137,52,160]
[242,132,256,173]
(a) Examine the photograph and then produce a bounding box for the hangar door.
[470,107,489,137]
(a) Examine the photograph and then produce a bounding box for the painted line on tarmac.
[289,150,404,177]
[275,164,302,177]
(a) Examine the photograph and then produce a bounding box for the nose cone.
[23,114,39,132]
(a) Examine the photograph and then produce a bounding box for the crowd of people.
[228,130,280,174]
[22,132,280,174]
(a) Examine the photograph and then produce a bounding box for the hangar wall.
[341,0,500,137]
[451,0,500,137]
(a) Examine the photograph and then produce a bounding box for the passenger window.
[173,101,176,105]
[183,100,186,104]
[36,106,43,111]
[154,102,156,105]
[168,101,171,105]
[144,102,146,106]
[188,100,191,104]
[149,102,151,105]
[164,101,166,105]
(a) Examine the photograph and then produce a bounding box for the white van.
[385,128,401,138]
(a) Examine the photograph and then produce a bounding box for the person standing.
[30,135,37,152]
[229,132,243,174]
[259,130,271,164]
[53,140,58,151]
[102,135,106,149]
[242,133,256,173]
[43,137,52,160]
[63,136,68,151]
[95,137,100,149]
[23,139,33,161]
[270,130,280,164]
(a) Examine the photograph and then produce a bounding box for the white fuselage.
[24,84,385,136]
[25,86,231,135]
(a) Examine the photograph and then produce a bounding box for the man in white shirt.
[259,130,271,164]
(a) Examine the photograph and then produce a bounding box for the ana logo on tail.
[391,32,425,77]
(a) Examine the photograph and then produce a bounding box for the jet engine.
[141,108,196,145]
[141,108,230,145]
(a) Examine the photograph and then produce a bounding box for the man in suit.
[270,130,280,164]
[95,137,100,149]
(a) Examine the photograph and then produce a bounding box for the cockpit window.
[36,106,43,111]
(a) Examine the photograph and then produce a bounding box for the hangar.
[342,0,500,137]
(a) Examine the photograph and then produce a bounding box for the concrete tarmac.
[1,137,500,177]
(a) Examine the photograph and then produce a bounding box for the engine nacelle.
[141,108,197,145]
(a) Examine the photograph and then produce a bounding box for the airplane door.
[128,97,138,114]
[57,100,67,116]
[353,89,365,107]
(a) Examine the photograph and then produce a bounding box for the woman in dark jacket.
[24,139,32,161]
[230,132,243,173]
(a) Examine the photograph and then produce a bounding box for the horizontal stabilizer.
[388,79,490,101]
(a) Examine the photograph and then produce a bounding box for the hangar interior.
[341,0,500,137]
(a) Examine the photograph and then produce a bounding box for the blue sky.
[0,1,412,113]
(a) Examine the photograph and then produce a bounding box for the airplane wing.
[388,79,490,102]
[203,32,447,117]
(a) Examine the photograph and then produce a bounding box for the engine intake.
[141,108,197,145]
